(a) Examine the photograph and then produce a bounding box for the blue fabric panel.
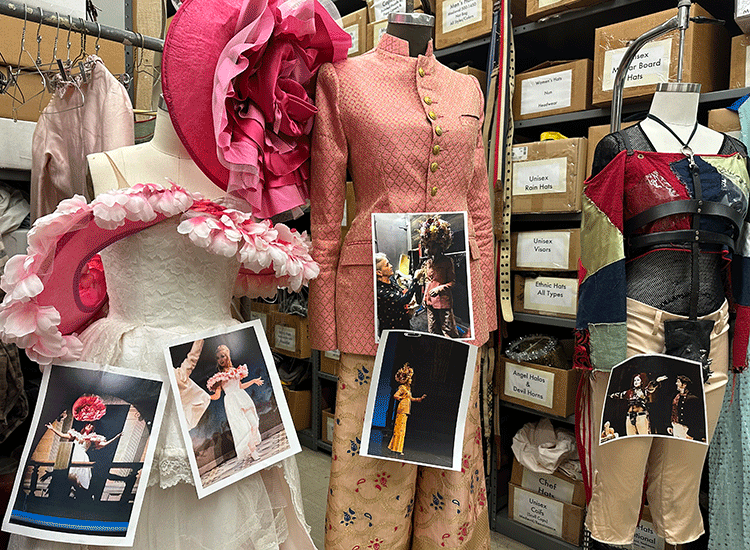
[576,259,627,330]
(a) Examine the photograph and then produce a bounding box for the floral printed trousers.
[325,350,490,550]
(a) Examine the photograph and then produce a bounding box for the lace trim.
[0,184,319,364]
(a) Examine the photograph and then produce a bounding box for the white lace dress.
[9,218,315,550]
[221,377,262,460]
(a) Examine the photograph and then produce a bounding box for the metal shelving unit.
[512,313,577,329]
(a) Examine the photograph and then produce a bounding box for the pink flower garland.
[0,183,319,365]
[207,363,249,391]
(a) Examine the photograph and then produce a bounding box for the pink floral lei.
[0,183,319,364]
[207,363,249,392]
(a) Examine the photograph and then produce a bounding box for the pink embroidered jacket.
[308,34,497,356]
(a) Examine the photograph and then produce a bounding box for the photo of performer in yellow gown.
[388,364,427,455]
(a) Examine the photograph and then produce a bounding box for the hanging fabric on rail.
[30,56,133,221]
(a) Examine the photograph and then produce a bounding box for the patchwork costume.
[575,123,750,545]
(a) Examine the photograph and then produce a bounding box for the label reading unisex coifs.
[512,486,564,538]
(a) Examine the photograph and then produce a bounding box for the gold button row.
[424,96,432,105]
[431,186,438,196]
[418,67,425,77]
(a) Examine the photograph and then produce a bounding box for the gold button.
[428,111,437,120]
[430,186,438,196]
[430,162,439,172]
[435,126,443,136]
[432,145,440,155]
[418,67,425,77]
[424,96,432,105]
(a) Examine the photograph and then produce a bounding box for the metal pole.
[610,0,692,132]
[0,0,164,52]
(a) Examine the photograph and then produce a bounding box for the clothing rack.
[609,0,716,132]
[0,0,164,53]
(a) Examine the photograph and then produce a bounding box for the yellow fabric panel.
[580,194,625,285]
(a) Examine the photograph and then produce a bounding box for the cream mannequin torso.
[87,103,224,198]
[639,84,724,155]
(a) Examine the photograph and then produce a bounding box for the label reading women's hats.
[524,276,577,316]
[372,0,406,22]
[519,69,572,116]
[512,486,564,538]
[602,38,672,92]
[275,325,297,352]
[512,158,568,196]
[516,231,571,269]
[504,361,554,408]
[441,0,483,35]
[520,469,575,504]
[345,26,360,56]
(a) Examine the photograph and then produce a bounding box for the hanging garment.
[30,57,134,221]
[309,33,496,550]
[576,122,750,545]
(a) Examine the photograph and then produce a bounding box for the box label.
[516,231,571,269]
[537,0,563,7]
[345,25,360,56]
[520,69,572,115]
[275,325,297,352]
[373,21,389,48]
[373,0,406,22]
[325,415,335,442]
[325,349,341,360]
[745,45,750,88]
[512,146,528,162]
[512,486,563,538]
[250,311,268,333]
[521,469,575,504]
[441,0,483,34]
[632,519,665,550]
[524,276,578,316]
[504,362,554,408]
[602,38,672,92]
[738,0,750,17]
[512,158,568,195]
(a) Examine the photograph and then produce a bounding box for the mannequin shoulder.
[87,144,148,195]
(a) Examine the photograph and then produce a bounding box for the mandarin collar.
[376,33,435,59]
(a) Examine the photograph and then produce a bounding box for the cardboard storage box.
[435,0,492,50]
[321,408,335,444]
[242,300,279,340]
[513,274,578,319]
[497,354,581,417]
[592,4,729,106]
[513,60,592,121]
[729,34,750,89]
[366,0,406,26]
[511,137,587,213]
[526,0,605,22]
[456,65,487,93]
[511,228,580,272]
[366,19,389,52]
[508,483,585,545]
[283,386,311,431]
[510,457,585,507]
[341,8,367,57]
[320,349,341,376]
[708,108,741,139]
[585,121,638,178]
[270,312,311,359]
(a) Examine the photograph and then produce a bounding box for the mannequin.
[86,96,224,197]
[577,82,750,548]
[385,12,435,57]
[309,13,496,550]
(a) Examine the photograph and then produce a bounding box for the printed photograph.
[600,354,708,446]
[371,212,474,343]
[2,362,166,546]
[360,330,477,470]
[165,320,300,498]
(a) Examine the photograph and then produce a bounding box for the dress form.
[640,82,724,154]
[87,98,224,197]
[385,12,435,56]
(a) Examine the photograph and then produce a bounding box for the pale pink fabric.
[309,34,497,356]
[30,59,134,221]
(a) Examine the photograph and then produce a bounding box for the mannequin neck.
[149,106,192,160]
[386,13,435,57]
[647,89,700,129]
